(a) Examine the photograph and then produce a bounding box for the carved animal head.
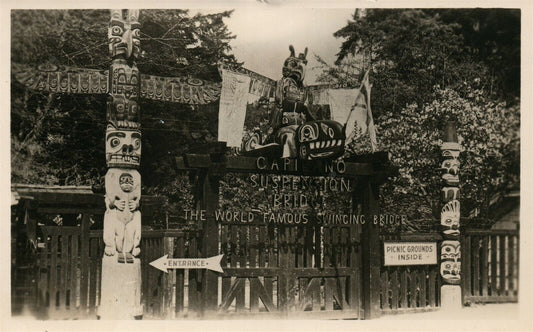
[109,9,141,60]
[105,123,141,168]
[282,45,308,82]
[441,200,460,236]
[440,240,461,284]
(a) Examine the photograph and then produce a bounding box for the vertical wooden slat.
[250,277,259,312]
[380,269,389,310]
[258,225,266,268]
[236,226,246,311]
[286,226,296,311]
[480,236,489,296]
[304,225,313,268]
[323,227,331,268]
[472,236,480,296]
[162,236,175,318]
[390,268,399,310]
[60,233,68,311]
[278,226,288,312]
[88,238,97,315]
[419,268,427,308]
[499,235,507,297]
[250,225,257,268]
[231,225,238,268]
[175,234,185,314]
[463,235,472,298]
[188,235,198,314]
[79,215,90,315]
[70,233,79,311]
[39,229,49,307]
[50,234,58,310]
[325,278,335,310]
[508,236,515,293]
[409,269,417,308]
[428,269,436,308]
[298,278,307,310]
[264,277,274,311]
[400,268,408,309]
[298,225,305,269]
[514,234,519,296]
[490,235,498,296]
[349,226,360,316]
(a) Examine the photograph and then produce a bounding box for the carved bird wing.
[140,74,221,105]
[12,62,109,94]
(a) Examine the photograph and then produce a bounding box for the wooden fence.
[34,227,202,319]
[217,223,363,319]
[379,233,442,314]
[26,225,521,319]
[462,229,519,304]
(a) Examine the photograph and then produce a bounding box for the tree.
[11,10,239,227]
[378,87,519,221]
[320,9,520,221]
[329,9,494,116]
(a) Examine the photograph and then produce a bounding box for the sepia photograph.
[5,1,529,330]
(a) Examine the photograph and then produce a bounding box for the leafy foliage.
[378,88,519,219]
[11,10,239,227]
[319,9,520,220]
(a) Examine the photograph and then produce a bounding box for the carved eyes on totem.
[112,26,124,36]
[110,137,121,148]
[133,138,141,150]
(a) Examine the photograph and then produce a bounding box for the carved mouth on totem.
[442,274,461,285]
[308,140,344,159]
[442,174,459,184]
[443,229,460,236]
[108,154,140,164]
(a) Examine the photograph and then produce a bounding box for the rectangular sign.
[383,242,437,266]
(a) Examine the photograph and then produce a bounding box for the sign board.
[383,242,437,266]
[149,254,224,273]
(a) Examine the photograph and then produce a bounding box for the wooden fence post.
[162,234,176,319]
[361,179,381,319]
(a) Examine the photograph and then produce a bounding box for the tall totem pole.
[439,122,462,309]
[99,9,143,319]
[13,9,222,318]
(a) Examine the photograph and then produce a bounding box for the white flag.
[218,69,251,147]
[344,70,378,151]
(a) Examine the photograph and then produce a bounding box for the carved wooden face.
[106,124,141,168]
[119,173,135,192]
[107,95,140,128]
[282,46,308,83]
[109,11,141,60]
[441,159,460,185]
[111,62,139,99]
[441,240,461,284]
[441,200,460,236]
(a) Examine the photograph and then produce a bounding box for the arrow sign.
[149,254,224,273]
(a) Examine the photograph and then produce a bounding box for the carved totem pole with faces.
[439,122,462,308]
[99,9,143,318]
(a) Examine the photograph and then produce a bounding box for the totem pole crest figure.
[100,9,143,319]
[12,9,224,319]
[103,9,143,266]
[439,122,463,308]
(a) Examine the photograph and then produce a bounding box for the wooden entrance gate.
[218,223,362,318]
[177,144,392,319]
